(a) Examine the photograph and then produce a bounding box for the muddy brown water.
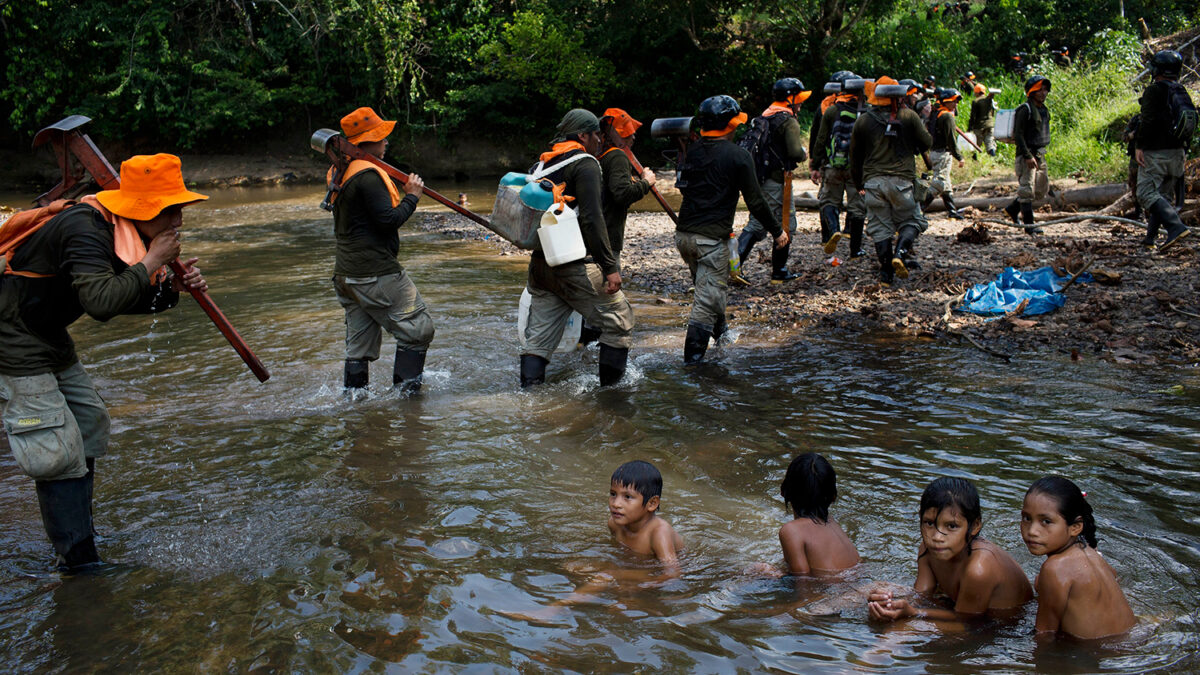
[1,185,1198,672]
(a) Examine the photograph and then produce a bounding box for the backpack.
[0,200,75,278]
[1165,81,1197,146]
[737,113,788,183]
[828,105,858,169]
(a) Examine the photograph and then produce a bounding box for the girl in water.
[868,477,1032,623]
[778,453,860,575]
[1021,476,1135,639]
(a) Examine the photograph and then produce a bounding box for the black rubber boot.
[1141,203,1160,248]
[820,205,842,254]
[519,354,548,388]
[392,348,426,394]
[736,228,765,266]
[1021,202,1042,235]
[1003,198,1021,225]
[683,321,713,364]
[35,477,101,570]
[344,359,369,390]
[712,314,728,343]
[84,458,97,537]
[847,216,866,257]
[943,194,964,220]
[577,322,602,348]
[1150,197,1191,251]
[895,225,921,273]
[598,344,628,387]
[874,240,895,285]
[770,243,798,283]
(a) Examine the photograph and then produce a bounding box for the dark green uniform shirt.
[850,106,933,189]
[539,149,619,276]
[968,94,995,131]
[1137,79,1190,151]
[931,110,963,160]
[810,103,845,169]
[764,113,807,183]
[1012,100,1050,160]
[676,138,780,240]
[0,204,179,376]
[599,148,651,256]
[332,170,421,277]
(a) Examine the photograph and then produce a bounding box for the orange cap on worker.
[340,107,396,145]
[94,154,208,221]
[602,108,642,138]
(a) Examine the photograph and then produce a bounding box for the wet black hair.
[780,453,837,524]
[611,460,662,504]
[1026,475,1098,548]
[918,477,983,556]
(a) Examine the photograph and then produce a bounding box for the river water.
[1,186,1198,673]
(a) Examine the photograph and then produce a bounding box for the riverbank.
[418,174,1200,366]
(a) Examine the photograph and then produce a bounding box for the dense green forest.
[0,0,1195,153]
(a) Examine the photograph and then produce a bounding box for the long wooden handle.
[168,259,271,382]
[602,126,679,224]
[337,144,492,228]
[956,127,982,152]
[781,170,793,235]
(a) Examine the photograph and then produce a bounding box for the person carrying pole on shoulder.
[520,109,634,387]
[1135,50,1194,251]
[676,95,787,364]
[850,76,933,285]
[330,107,433,395]
[1004,76,1052,235]
[967,81,998,157]
[925,87,967,219]
[736,77,811,282]
[0,154,209,569]
[810,72,868,258]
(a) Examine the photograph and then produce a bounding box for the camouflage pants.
[928,150,954,197]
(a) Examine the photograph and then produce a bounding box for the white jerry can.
[995,108,1016,143]
[517,288,582,353]
[536,204,587,267]
[956,130,978,154]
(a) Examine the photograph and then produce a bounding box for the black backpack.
[828,104,858,169]
[738,113,789,183]
[1165,81,1197,146]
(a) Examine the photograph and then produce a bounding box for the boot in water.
[683,321,713,364]
[519,354,548,388]
[598,344,628,386]
[393,348,426,394]
[577,322,602,348]
[344,359,369,393]
[36,477,101,571]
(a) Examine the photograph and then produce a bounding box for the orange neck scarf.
[80,195,168,285]
[540,141,587,164]
[762,103,793,118]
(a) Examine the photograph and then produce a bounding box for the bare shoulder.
[651,515,683,546]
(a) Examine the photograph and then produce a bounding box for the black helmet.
[830,70,857,84]
[1150,50,1183,79]
[696,95,742,131]
[772,77,806,102]
[898,78,920,94]
[923,75,936,85]
[1024,74,1052,95]
[936,87,961,102]
[963,71,976,80]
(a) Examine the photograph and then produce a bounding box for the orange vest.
[325,160,402,209]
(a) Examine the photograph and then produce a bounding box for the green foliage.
[1081,29,1144,72]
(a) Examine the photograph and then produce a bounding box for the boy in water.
[609,460,683,564]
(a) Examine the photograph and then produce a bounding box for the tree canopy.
[1,0,1194,152]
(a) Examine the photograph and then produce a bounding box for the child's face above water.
[609,481,656,526]
[1020,491,1080,556]
[920,506,981,560]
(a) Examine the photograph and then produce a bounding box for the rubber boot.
[344,359,369,390]
[597,344,628,387]
[820,205,842,254]
[683,321,713,364]
[1003,198,1020,226]
[874,240,895,285]
[770,243,798,283]
[847,216,866,257]
[85,458,97,537]
[1141,203,1160,248]
[577,322,602,348]
[736,228,765,266]
[712,314,728,344]
[1021,202,1042,235]
[35,477,101,570]
[392,348,426,394]
[1150,197,1191,251]
[895,225,921,274]
[519,354,548,388]
[942,194,964,220]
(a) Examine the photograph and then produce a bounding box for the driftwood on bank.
[794,183,1129,213]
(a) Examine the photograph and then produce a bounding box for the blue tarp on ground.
[957,266,1093,316]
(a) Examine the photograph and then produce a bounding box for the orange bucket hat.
[95,154,208,221]
[602,108,643,138]
[340,107,396,145]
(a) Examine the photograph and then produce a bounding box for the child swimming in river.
[608,460,683,564]
[1021,476,1135,639]
[778,453,859,575]
[868,477,1033,624]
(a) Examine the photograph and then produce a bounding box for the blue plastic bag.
[957,266,1092,316]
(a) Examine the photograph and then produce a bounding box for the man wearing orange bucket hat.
[0,153,209,569]
[329,106,432,396]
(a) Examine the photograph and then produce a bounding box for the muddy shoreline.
[416,177,1200,367]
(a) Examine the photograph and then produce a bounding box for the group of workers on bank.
[0,48,1193,571]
